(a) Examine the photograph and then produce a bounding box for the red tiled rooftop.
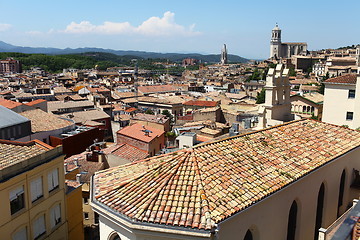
[65,152,105,183]
[0,98,23,109]
[324,74,357,84]
[88,86,110,93]
[125,107,137,113]
[117,123,164,143]
[93,119,360,231]
[24,99,46,106]
[0,139,53,170]
[105,143,148,162]
[138,85,177,94]
[183,100,219,107]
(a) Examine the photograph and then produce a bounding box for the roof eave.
[90,176,212,238]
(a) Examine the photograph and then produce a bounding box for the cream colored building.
[322,74,360,129]
[257,64,293,129]
[290,92,324,120]
[91,119,360,240]
[0,139,68,240]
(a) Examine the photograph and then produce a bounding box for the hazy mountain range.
[0,41,249,63]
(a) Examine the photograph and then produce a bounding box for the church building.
[270,24,307,59]
[90,118,360,240]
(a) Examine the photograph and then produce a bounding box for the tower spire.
[220,44,228,65]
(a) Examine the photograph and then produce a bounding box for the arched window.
[314,183,325,240]
[244,229,253,240]
[108,232,121,240]
[287,201,298,240]
[303,106,306,113]
[337,170,346,217]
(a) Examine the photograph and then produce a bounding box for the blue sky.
[0,0,359,59]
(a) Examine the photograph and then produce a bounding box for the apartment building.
[322,74,360,129]
[0,139,68,240]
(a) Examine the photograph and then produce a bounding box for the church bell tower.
[270,24,281,59]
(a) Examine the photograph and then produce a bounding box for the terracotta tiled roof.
[65,152,105,183]
[48,100,94,112]
[324,74,357,84]
[125,107,137,113]
[352,217,360,240]
[61,109,110,124]
[88,86,110,93]
[0,98,23,109]
[0,139,52,170]
[183,100,219,107]
[65,179,82,194]
[132,113,169,124]
[19,109,74,132]
[93,119,360,231]
[138,85,177,94]
[105,143,148,162]
[117,123,164,143]
[24,99,46,106]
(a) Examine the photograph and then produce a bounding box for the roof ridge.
[194,119,308,149]
[132,151,191,220]
[191,151,214,230]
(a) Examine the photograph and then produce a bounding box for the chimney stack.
[73,158,79,167]
[76,173,81,184]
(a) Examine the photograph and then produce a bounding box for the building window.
[244,229,253,240]
[50,204,61,228]
[12,227,27,240]
[48,168,59,192]
[314,183,325,240]
[30,177,43,203]
[348,89,356,98]
[32,215,46,240]
[346,112,354,121]
[337,170,346,217]
[10,186,25,215]
[287,201,298,240]
[109,233,121,240]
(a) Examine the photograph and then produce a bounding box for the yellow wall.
[0,154,68,240]
[66,185,84,240]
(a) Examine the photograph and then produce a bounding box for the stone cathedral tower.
[220,44,228,64]
[270,24,281,59]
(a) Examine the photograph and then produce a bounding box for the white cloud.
[62,11,200,36]
[0,23,11,31]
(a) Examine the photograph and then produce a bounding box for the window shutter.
[53,169,59,188]
[10,186,24,201]
[48,169,59,191]
[33,215,45,239]
[12,227,27,240]
[31,177,42,202]
[50,204,61,228]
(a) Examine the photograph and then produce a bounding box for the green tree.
[162,109,174,124]
[289,67,296,77]
[145,109,155,115]
[256,89,266,104]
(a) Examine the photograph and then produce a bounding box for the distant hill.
[0,41,249,63]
